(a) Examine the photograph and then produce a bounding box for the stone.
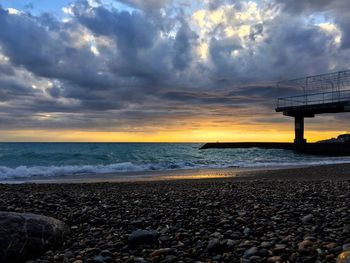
[93,255,106,263]
[163,255,177,263]
[243,227,251,236]
[100,250,113,257]
[134,257,147,263]
[249,255,262,262]
[226,239,238,248]
[261,241,273,248]
[267,256,282,262]
[338,251,350,263]
[206,239,221,253]
[343,243,350,251]
[298,240,314,254]
[128,229,158,246]
[325,242,337,249]
[258,248,269,257]
[274,244,286,254]
[244,247,258,258]
[301,214,314,224]
[0,211,70,263]
[150,248,171,257]
[304,236,316,242]
[64,251,74,258]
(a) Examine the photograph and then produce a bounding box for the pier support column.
[294,116,306,144]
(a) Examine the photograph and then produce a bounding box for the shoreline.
[1,162,350,184]
[0,165,308,184]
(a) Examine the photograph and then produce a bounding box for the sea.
[0,142,350,180]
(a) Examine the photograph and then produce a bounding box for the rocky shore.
[0,164,350,262]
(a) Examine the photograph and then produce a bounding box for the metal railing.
[276,70,350,108]
[277,89,350,108]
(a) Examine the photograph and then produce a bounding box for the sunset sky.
[1,0,350,142]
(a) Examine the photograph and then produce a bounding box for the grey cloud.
[273,0,347,14]
[274,0,350,50]
[115,0,170,12]
[75,6,157,50]
[0,0,350,133]
[205,9,341,85]
[249,23,263,41]
[0,62,15,76]
[162,90,267,107]
[209,36,242,76]
[172,22,198,70]
[0,7,104,89]
[336,14,350,49]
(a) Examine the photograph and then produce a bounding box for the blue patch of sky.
[1,0,71,14]
[306,13,332,25]
[0,0,136,16]
[97,0,135,13]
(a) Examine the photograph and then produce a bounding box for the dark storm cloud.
[0,7,110,92]
[0,8,60,73]
[1,0,350,133]
[74,5,157,50]
[207,13,340,83]
[209,36,242,77]
[172,22,198,70]
[273,0,347,14]
[274,0,350,50]
[162,91,252,105]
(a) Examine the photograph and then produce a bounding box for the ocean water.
[0,143,350,179]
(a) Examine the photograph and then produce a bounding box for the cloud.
[1,0,350,136]
[273,0,350,50]
[116,0,171,12]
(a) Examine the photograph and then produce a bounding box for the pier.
[275,70,350,144]
[200,142,350,155]
[201,70,350,155]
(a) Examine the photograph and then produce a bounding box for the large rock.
[0,211,70,263]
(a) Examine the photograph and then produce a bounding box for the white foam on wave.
[0,162,147,179]
[0,161,203,179]
[1,159,350,179]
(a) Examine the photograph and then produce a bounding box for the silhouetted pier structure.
[201,70,350,155]
[276,70,350,143]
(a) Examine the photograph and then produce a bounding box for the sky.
[0,0,350,142]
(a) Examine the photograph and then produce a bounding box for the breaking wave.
[1,159,350,179]
[1,143,350,179]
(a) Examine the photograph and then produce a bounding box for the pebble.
[128,229,158,246]
[267,256,282,262]
[301,214,314,224]
[338,251,350,262]
[92,255,105,263]
[261,241,273,248]
[206,239,221,253]
[0,175,348,263]
[298,240,314,254]
[150,248,171,257]
[244,247,258,258]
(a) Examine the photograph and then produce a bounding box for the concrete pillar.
[294,116,306,144]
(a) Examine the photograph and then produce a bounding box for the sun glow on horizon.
[0,128,346,143]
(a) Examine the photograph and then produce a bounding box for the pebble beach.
[1,163,350,263]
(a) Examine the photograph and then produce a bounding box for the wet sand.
[0,163,350,262]
[0,164,313,184]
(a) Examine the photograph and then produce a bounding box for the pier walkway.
[275,70,350,143]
